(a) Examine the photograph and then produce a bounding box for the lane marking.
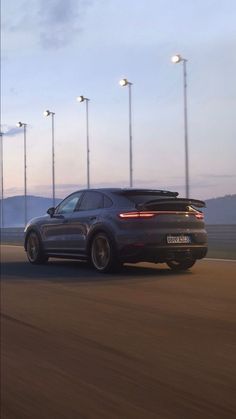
[205,258,236,262]
[1,313,43,331]
[0,244,23,248]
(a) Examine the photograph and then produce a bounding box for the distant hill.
[204,194,236,224]
[0,194,235,227]
[0,196,61,227]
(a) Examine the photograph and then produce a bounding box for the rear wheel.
[90,232,119,273]
[166,259,196,271]
[26,231,48,264]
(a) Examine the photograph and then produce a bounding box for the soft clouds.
[2,0,236,199]
[3,0,92,50]
[2,126,22,137]
[39,0,91,49]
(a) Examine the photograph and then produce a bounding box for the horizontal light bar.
[119,212,156,219]
[119,211,204,220]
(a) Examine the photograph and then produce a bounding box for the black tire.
[166,259,196,271]
[26,231,48,264]
[90,232,119,273]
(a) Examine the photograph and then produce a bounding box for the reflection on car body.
[24,188,207,272]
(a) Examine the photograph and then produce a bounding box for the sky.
[1,0,236,200]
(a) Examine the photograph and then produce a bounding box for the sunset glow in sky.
[2,0,236,199]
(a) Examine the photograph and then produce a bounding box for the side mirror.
[47,207,55,217]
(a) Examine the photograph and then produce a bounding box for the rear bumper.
[119,244,208,263]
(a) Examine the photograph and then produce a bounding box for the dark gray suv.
[24,188,208,272]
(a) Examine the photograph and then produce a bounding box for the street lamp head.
[119,78,129,87]
[17,122,23,128]
[44,110,51,117]
[77,95,85,103]
[171,54,182,64]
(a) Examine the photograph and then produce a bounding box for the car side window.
[104,195,113,208]
[79,192,104,211]
[56,193,82,214]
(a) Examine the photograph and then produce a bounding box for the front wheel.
[26,231,48,264]
[90,232,119,273]
[166,259,196,271]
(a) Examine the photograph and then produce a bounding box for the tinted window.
[120,193,175,204]
[104,195,113,208]
[56,192,82,214]
[79,192,103,210]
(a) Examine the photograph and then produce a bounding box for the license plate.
[167,235,191,244]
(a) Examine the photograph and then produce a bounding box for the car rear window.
[120,193,176,204]
[116,191,204,211]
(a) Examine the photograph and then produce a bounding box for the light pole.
[16,122,28,226]
[76,96,90,189]
[119,78,133,188]
[172,54,189,198]
[44,110,56,207]
[0,131,4,228]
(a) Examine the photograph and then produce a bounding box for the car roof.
[73,188,178,195]
[71,188,179,197]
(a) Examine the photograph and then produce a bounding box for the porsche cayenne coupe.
[24,188,208,272]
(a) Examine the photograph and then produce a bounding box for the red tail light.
[119,211,156,219]
[195,212,204,220]
[119,210,204,220]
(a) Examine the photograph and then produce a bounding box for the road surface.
[1,245,236,419]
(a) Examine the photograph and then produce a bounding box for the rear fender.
[86,224,117,256]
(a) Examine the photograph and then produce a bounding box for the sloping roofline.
[75,188,179,196]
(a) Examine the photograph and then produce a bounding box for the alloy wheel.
[27,232,40,263]
[91,234,111,271]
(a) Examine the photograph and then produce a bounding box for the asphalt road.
[1,245,236,419]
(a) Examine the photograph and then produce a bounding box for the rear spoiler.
[116,189,179,197]
[136,198,206,210]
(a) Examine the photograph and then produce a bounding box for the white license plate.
[167,235,191,244]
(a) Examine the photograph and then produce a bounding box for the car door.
[43,192,83,252]
[67,191,104,254]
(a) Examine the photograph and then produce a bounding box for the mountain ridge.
[1,194,236,227]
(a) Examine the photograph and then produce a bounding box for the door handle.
[89,216,97,221]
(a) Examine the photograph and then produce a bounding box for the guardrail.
[1,225,236,259]
[206,225,236,259]
[0,228,25,244]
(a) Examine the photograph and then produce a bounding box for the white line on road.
[205,258,236,263]
[0,244,23,248]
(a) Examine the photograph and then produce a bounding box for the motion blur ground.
[1,245,236,419]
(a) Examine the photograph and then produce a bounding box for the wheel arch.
[86,225,117,257]
[24,227,43,251]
